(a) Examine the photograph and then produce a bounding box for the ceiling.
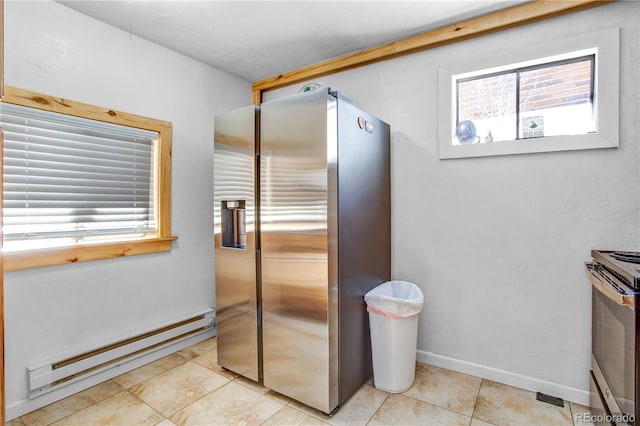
[58,0,530,82]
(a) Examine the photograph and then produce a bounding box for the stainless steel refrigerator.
[214,88,390,414]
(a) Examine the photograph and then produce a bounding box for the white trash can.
[365,280,423,393]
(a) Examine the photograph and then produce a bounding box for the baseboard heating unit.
[27,309,216,398]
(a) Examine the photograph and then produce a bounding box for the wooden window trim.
[1,86,178,271]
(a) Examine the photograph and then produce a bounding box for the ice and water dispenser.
[221,200,246,249]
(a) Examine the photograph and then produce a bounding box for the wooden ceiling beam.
[252,0,614,99]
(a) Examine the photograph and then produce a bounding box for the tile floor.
[7,338,594,426]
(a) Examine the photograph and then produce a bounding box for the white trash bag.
[365,280,424,393]
[365,280,423,318]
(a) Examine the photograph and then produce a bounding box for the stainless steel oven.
[586,250,639,426]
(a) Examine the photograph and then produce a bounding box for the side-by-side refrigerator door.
[260,88,338,414]
[214,106,260,382]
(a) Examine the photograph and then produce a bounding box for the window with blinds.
[1,102,159,251]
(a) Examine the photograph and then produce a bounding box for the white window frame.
[438,27,619,159]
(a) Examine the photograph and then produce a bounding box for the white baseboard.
[6,329,216,421]
[416,349,590,407]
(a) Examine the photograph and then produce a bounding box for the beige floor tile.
[177,338,217,360]
[234,376,291,405]
[130,361,230,417]
[402,363,482,416]
[569,402,595,426]
[21,380,124,426]
[78,380,128,401]
[51,391,163,426]
[288,383,387,424]
[69,380,125,402]
[473,380,573,426]
[191,347,238,380]
[471,418,495,426]
[369,393,471,426]
[14,335,588,426]
[263,406,329,425]
[170,381,284,426]
[286,400,333,423]
[114,353,188,388]
[328,384,388,426]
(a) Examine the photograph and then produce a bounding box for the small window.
[454,54,595,145]
[438,28,619,159]
[0,86,177,270]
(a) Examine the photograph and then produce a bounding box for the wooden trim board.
[252,0,614,101]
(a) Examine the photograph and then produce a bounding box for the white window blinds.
[1,102,158,250]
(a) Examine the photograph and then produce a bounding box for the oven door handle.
[585,263,636,309]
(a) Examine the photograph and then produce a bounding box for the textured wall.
[4,0,251,414]
[264,2,639,403]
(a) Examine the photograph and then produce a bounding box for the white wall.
[4,0,251,416]
[5,0,638,415]
[265,2,639,404]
